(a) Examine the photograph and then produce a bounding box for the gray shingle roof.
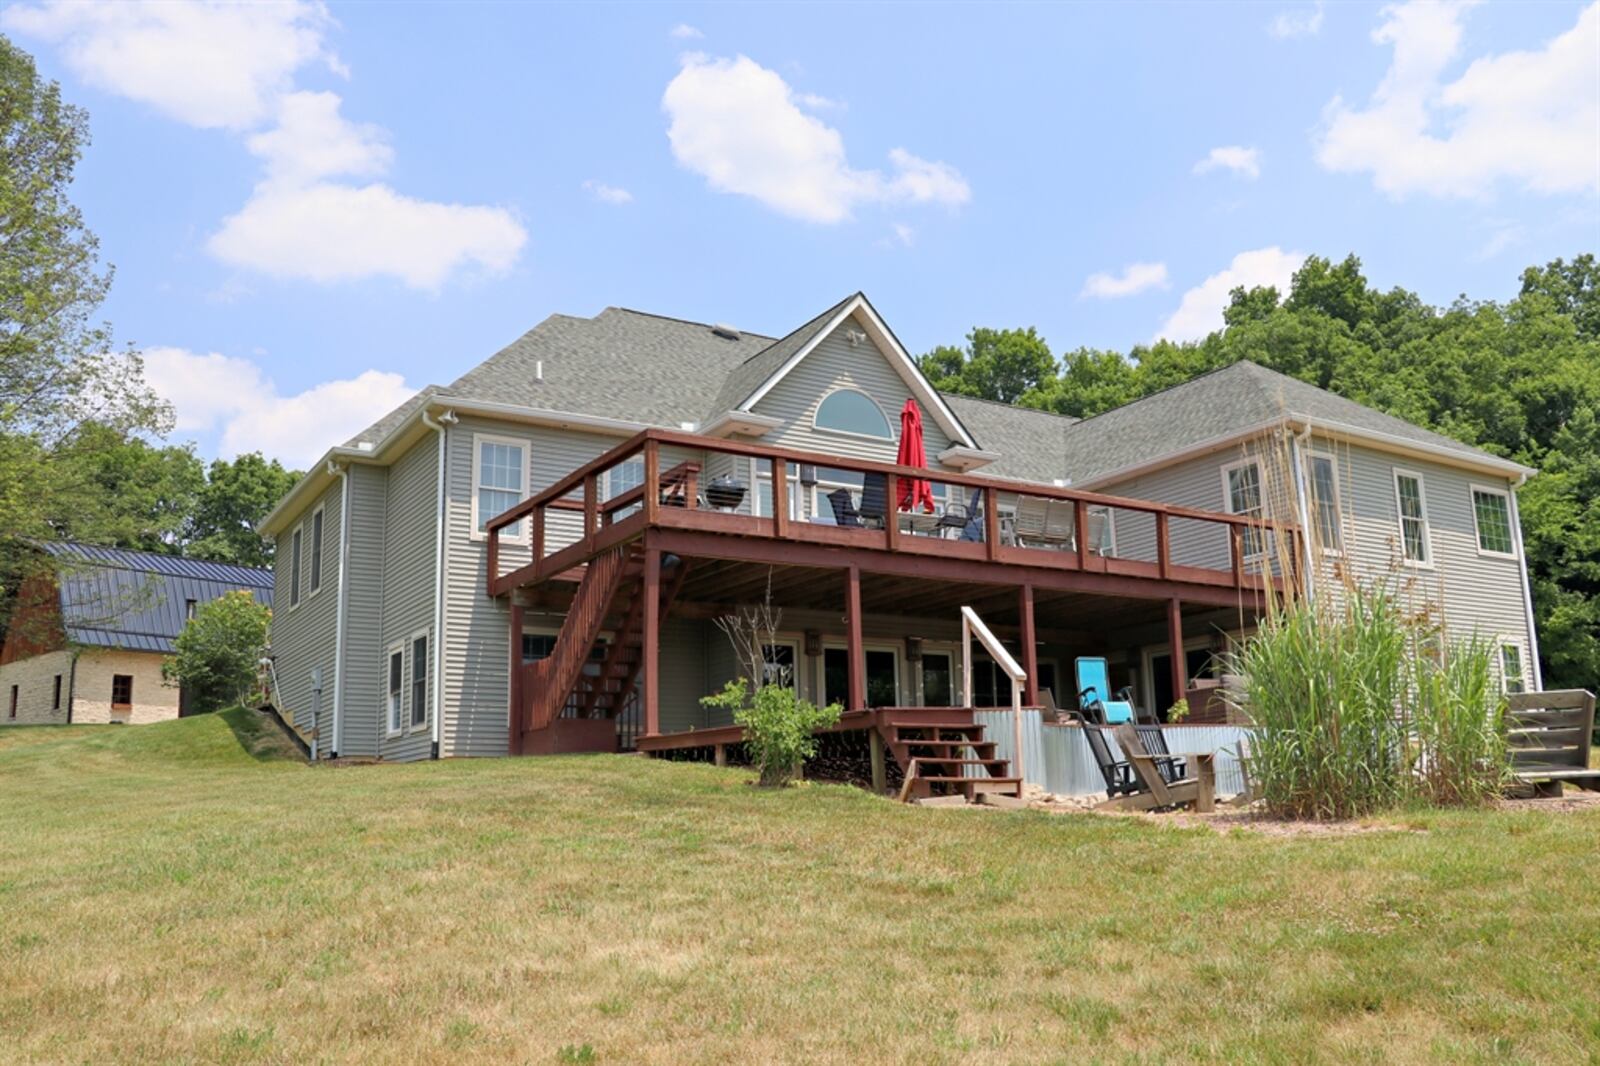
[1060,359,1503,485]
[940,393,1077,483]
[704,293,858,419]
[41,543,274,655]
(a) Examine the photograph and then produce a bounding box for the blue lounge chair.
[1075,656,1135,725]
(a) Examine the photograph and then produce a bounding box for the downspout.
[1508,474,1544,691]
[1287,424,1316,602]
[327,459,351,758]
[420,408,457,759]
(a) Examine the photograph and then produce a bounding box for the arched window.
[814,389,893,439]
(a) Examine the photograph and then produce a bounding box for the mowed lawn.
[2,713,1599,1065]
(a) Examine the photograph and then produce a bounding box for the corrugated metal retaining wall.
[974,710,1250,796]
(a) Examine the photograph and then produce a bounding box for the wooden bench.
[1507,689,1598,797]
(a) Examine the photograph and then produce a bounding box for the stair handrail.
[960,605,1027,786]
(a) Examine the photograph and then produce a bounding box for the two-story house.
[258,293,1540,780]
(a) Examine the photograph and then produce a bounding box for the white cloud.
[142,346,414,466]
[1155,247,1306,343]
[8,0,527,290]
[1269,3,1325,39]
[892,223,915,247]
[208,183,525,290]
[1316,1,1600,198]
[1471,220,1525,262]
[661,53,970,223]
[1080,262,1169,299]
[1193,146,1261,180]
[669,23,703,40]
[0,0,341,130]
[583,180,634,205]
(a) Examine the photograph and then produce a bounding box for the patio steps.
[882,716,1022,802]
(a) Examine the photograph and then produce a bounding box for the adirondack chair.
[1097,722,1216,813]
[1070,713,1140,797]
[1135,723,1189,785]
[1506,689,1599,796]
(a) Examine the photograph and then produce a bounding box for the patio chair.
[1012,495,1049,547]
[1043,499,1076,546]
[1069,712,1140,798]
[1075,656,1135,724]
[858,473,889,529]
[827,488,864,527]
[1085,506,1113,556]
[936,488,982,539]
[1098,723,1216,813]
[1135,723,1188,785]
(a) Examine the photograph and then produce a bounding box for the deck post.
[771,458,788,539]
[845,565,865,712]
[643,439,660,525]
[508,602,524,755]
[1166,597,1187,709]
[714,743,726,767]
[643,548,661,738]
[1019,583,1039,706]
[869,728,886,794]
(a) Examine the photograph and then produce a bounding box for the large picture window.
[1393,470,1431,566]
[1471,486,1516,557]
[813,389,893,440]
[474,435,527,539]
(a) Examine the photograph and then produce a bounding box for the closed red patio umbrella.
[896,398,937,513]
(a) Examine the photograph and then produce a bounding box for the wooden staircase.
[881,713,1023,802]
[518,544,688,753]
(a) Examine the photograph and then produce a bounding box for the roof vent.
[710,323,740,340]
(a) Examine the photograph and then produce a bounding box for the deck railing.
[485,427,1298,599]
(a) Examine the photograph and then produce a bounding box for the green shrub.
[162,591,271,713]
[701,681,842,788]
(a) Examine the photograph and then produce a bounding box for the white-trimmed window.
[813,388,893,440]
[1308,453,1343,553]
[1393,469,1431,566]
[385,645,404,736]
[1221,459,1266,558]
[410,634,428,730]
[1471,485,1516,558]
[751,459,802,520]
[760,641,800,690]
[288,524,303,607]
[473,434,528,540]
[1498,642,1527,695]
[309,505,325,594]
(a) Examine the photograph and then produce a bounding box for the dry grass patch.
[1,709,1598,1063]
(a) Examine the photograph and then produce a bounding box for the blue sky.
[4,1,1596,467]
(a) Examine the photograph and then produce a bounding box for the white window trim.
[749,458,804,521]
[308,504,326,597]
[1392,467,1434,570]
[915,643,960,707]
[408,629,431,734]
[1497,639,1527,695]
[817,640,903,707]
[288,521,304,610]
[811,386,897,443]
[1307,451,1345,557]
[1469,483,1519,560]
[1219,457,1267,561]
[470,432,531,544]
[757,638,802,692]
[384,641,405,738]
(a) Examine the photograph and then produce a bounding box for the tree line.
[920,253,1600,693]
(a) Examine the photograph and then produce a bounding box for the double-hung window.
[1393,470,1431,566]
[1471,486,1516,557]
[1222,459,1266,558]
[1499,643,1526,695]
[474,436,527,540]
[309,507,324,593]
[410,635,428,729]
[607,459,645,518]
[386,648,404,735]
[752,459,802,520]
[1308,454,1342,553]
[288,525,303,607]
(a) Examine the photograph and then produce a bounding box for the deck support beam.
[1019,583,1039,706]
[1167,597,1186,709]
[508,602,524,755]
[845,565,865,712]
[643,549,661,738]
[869,728,886,794]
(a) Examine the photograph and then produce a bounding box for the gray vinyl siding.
[750,319,957,472]
[337,463,387,757]
[1097,436,1292,572]
[1308,438,1534,673]
[659,617,710,733]
[377,432,438,762]
[268,478,342,742]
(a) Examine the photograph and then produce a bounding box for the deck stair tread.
[880,708,1023,803]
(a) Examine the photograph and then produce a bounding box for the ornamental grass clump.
[1409,633,1510,807]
